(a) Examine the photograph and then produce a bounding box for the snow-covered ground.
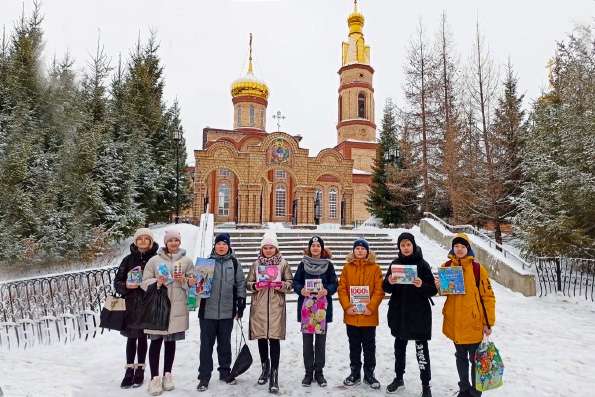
[2,225,594,396]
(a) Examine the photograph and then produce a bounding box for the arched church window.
[219,168,231,177]
[249,105,255,127]
[237,106,242,127]
[338,95,343,121]
[218,183,230,216]
[358,92,366,119]
[329,188,338,219]
[314,189,323,219]
[275,185,286,217]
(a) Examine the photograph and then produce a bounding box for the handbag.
[474,337,504,391]
[230,319,253,378]
[99,295,126,331]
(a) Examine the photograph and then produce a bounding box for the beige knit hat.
[133,228,155,243]
[260,231,279,249]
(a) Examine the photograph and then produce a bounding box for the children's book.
[391,264,418,284]
[194,258,216,298]
[349,285,370,314]
[438,266,465,294]
[157,263,174,285]
[301,296,327,334]
[127,266,143,285]
[305,278,323,293]
[256,264,283,289]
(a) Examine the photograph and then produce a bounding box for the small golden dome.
[348,0,365,35]
[230,34,270,100]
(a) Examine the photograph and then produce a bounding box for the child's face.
[309,242,322,258]
[399,240,414,257]
[453,243,468,259]
[166,238,181,253]
[262,245,277,258]
[215,242,229,256]
[354,246,368,259]
[135,236,152,251]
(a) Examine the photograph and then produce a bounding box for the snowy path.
[2,227,594,396]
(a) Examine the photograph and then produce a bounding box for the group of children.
[113,228,496,397]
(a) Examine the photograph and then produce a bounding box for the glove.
[236,297,246,318]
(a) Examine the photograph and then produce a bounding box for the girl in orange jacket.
[337,239,384,389]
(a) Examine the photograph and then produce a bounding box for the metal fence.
[535,257,595,301]
[0,266,118,350]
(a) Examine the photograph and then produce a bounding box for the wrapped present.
[301,296,327,335]
[475,338,504,391]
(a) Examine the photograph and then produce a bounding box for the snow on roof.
[353,168,372,175]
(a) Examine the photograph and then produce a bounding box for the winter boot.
[363,371,381,390]
[301,371,313,387]
[162,372,175,391]
[220,371,237,385]
[120,364,135,388]
[314,371,327,387]
[269,368,279,394]
[343,366,361,386]
[132,364,145,388]
[386,378,404,394]
[258,360,270,385]
[148,376,163,396]
[421,384,432,397]
[196,379,209,392]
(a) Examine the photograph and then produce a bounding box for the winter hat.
[163,229,182,245]
[353,238,370,253]
[260,232,279,249]
[451,233,471,251]
[133,228,155,243]
[308,235,325,252]
[214,233,231,247]
[397,232,417,251]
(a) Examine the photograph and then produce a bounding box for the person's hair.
[304,247,332,259]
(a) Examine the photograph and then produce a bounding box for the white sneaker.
[148,376,163,396]
[162,372,175,391]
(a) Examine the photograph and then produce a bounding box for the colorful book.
[194,258,216,298]
[391,264,418,284]
[301,296,328,335]
[438,266,465,294]
[187,285,198,311]
[127,266,143,285]
[349,285,370,314]
[256,264,283,289]
[157,263,174,286]
[305,278,323,293]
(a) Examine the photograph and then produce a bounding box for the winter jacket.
[198,249,247,320]
[441,234,496,344]
[113,242,159,330]
[141,248,194,335]
[246,257,293,340]
[293,256,338,323]
[383,246,437,341]
[337,252,385,327]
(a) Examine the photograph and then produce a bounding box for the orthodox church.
[192,2,377,226]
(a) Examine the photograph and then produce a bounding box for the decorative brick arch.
[315,148,346,163]
[260,131,301,154]
[204,140,240,158]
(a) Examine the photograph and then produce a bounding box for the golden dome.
[348,0,365,35]
[230,34,270,100]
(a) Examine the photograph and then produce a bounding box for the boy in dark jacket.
[293,236,338,388]
[383,233,437,397]
[113,228,159,388]
[197,233,247,391]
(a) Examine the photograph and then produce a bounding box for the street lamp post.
[173,128,182,224]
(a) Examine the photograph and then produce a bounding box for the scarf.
[257,252,283,267]
[302,256,330,276]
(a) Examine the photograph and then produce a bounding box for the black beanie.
[214,233,231,247]
[308,235,325,252]
[397,232,417,251]
[452,236,470,250]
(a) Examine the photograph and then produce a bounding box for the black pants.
[455,343,482,397]
[198,318,234,381]
[258,338,280,369]
[302,332,326,373]
[126,335,148,365]
[148,338,176,378]
[393,337,431,386]
[346,325,376,375]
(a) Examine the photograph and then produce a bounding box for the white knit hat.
[133,228,155,243]
[163,229,182,244]
[260,232,279,249]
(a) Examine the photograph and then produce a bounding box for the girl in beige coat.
[142,229,194,396]
[246,232,293,394]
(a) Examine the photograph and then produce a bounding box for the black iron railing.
[535,257,595,301]
[0,266,118,350]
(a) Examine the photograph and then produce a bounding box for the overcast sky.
[2,0,594,164]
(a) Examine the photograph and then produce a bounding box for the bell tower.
[337,0,376,144]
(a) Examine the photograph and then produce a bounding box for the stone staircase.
[215,229,399,302]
